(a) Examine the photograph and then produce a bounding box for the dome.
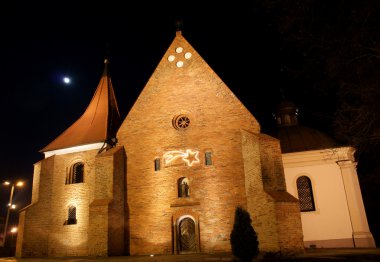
[273,99,337,153]
[276,125,337,153]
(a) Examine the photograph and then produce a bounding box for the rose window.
[173,115,190,129]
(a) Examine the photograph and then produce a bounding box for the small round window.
[173,115,190,129]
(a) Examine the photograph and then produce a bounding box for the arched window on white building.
[296,176,315,212]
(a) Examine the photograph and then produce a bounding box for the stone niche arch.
[172,211,200,254]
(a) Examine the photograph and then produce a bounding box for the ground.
[0,249,380,261]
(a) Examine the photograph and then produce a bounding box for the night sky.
[0,1,379,243]
[0,1,279,213]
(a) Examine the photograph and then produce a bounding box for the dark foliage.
[230,206,259,262]
[254,0,380,246]
[255,0,380,152]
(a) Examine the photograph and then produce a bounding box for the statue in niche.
[184,182,190,197]
[180,180,190,198]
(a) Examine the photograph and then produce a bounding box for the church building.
[15,28,374,258]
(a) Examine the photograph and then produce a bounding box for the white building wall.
[283,147,376,248]
[284,162,354,247]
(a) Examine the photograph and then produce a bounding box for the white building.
[275,100,376,248]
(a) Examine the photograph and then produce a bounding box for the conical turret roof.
[41,59,121,152]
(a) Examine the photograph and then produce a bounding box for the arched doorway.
[178,217,198,253]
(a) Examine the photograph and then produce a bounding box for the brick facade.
[16,31,304,257]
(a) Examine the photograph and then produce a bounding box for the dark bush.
[230,206,259,261]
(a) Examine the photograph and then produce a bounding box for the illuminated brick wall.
[16,158,55,257]
[18,31,304,257]
[117,32,304,255]
[88,146,126,256]
[259,134,304,253]
[17,147,126,257]
[17,151,94,257]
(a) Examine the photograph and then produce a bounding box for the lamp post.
[10,227,17,255]
[1,181,23,247]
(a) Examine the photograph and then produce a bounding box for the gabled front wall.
[117,31,303,255]
[117,32,262,255]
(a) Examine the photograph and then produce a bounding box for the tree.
[255,0,380,152]
[254,0,380,245]
[230,206,259,262]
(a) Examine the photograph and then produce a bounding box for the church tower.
[16,59,127,257]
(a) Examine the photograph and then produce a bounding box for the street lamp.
[1,181,23,247]
[9,227,17,255]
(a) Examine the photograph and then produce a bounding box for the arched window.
[296,176,315,212]
[66,162,84,184]
[65,205,77,225]
[178,177,190,198]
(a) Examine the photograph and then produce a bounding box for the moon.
[63,76,71,84]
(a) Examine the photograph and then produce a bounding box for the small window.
[154,158,161,171]
[65,205,77,225]
[178,177,190,198]
[296,176,315,212]
[66,162,84,184]
[205,152,212,166]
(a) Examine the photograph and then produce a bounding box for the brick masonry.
[17,31,304,257]
[117,32,304,255]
